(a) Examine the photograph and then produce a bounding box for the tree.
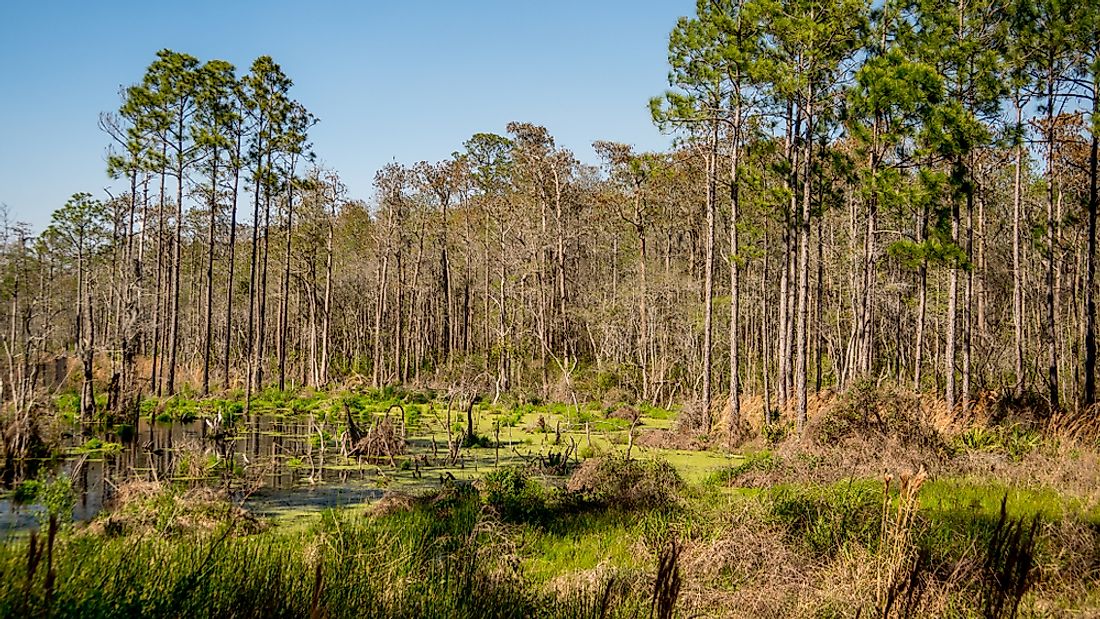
[652,5,727,428]
[910,0,1003,412]
[847,18,944,384]
[141,50,202,396]
[194,58,237,395]
[764,0,868,432]
[43,193,109,419]
[240,55,293,409]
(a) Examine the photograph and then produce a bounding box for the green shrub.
[29,472,76,526]
[707,451,780,486]
[497,408,524,428]
[54,392,81,420]
[762,420,790,445]
[478,466,548,522]
[12,479,41,504]
[958,424,1043,461]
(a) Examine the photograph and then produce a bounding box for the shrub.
[477,467,548,522]
[35,472,75,525]
[566,454,683,509]
[958,424,1043,461]
[707,451,780,486]
[497,408,524,428]
[762,420,790,445]
[12,479,41,504]
[812,380,946,455]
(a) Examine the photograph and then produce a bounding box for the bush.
[496,408,524,428]
[812,380,946,455]
[762,420,790,445]
[958,424,1042,461]
[478,467,548,522]
[566,454,683,509]
[12,479,41,504]
[35,472,75,525]
[707,451,780,486]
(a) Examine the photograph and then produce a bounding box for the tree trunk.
[729,95,742,434]
[1013,101,1025,396]
[1085,77,1099,407]
[795,100,813,435]
[223,131,241,391]
[701,117,718,430]
[202,144,218,395]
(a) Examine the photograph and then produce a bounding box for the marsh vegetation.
[0,385,1097,617]
[4,0,1100,616]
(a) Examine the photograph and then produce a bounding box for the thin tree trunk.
[202,144,218,395]
[729,94,742,434]
[1013,100,1025,397]
[223,130,241,391]
[278,170,295,390]
[1086,78,1099,407]
[795,100,813,435]
[701,117,718,429]
[1045,68,1061,410]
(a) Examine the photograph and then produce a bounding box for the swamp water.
[0,414,386,531]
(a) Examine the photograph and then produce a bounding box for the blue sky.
[0,1,689,230]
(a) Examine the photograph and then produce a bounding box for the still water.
[1,415,386,531]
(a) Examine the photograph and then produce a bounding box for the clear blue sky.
[0,1,689,230]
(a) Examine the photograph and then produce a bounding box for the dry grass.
[367,490,422,517]
[85,480,265,537]
[566,454,683,509]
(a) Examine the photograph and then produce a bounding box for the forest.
[1,0,1099,617]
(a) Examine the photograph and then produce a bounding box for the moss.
[71,437,123,455]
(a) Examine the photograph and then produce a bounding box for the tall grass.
[0,486,649,619]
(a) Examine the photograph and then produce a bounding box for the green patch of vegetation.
[521,510,651,584]
[765,479,883,555]
[478,466,550,522]
[956,424,1044,461]
[12,472,76,525]
[72,437,123,455]
[706,450,779,485]
[54,392,81,422]
[159,395,201,422]
[11,479,41,504]
[636,403,677,420]
[921,478,1080,523]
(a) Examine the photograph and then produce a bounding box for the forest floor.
[1,384,1099,617]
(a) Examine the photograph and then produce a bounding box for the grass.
[520,509,655,583]
[0,486,651,619]
[4,463,1095,618]
[10,385,1100,617]
[0,446,1097,618]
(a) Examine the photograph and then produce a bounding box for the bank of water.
[0,415,388,531]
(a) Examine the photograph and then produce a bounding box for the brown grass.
[85,480,265,537]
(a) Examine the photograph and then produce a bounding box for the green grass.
[0,487,648,619]
[2,452,1098,618]
[520,510,653,583]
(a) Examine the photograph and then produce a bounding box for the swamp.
[4,0,1100,616]
[1,385,1099,617]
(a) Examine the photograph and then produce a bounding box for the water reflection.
[1,414,385,531]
